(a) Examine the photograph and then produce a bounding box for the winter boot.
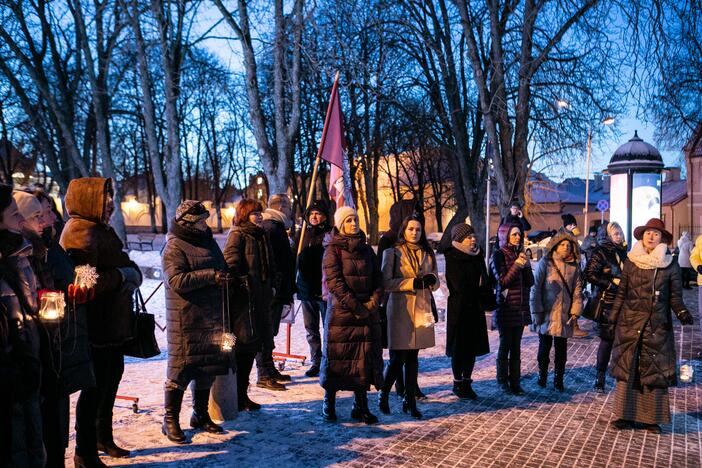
[96,426,130,458]
[395,373,405,399]
[378,390,391,414]
[322,391,337,422]
[462,378,478,400]
[508,360,525,395]
[593,371,606,393]
[453,379,469,399]
[351,391,378,424]
[415,385,427,400]
[402,393,422,419]
[190,389,223,433]
[162,388,188,444]
[496,359,510,392]
[74,454,108,468]
[554,358,566,392]
[537,360,549,388]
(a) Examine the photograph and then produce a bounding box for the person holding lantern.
[60,177,142,465]
[161,200,235,444]
[0,184,45,467]
[13,189,94,467]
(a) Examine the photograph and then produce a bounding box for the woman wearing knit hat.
[444,223,495,400]
[320,206,384,424]
[379,214,438,418]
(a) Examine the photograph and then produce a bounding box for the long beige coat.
[382,245,438,350]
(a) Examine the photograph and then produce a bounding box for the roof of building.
[526,173,608,206]
[662,179,687,206]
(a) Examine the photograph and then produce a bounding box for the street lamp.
[583,117,615,232]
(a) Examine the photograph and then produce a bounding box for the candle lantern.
[221,332,236,352]
[39,291,66,322]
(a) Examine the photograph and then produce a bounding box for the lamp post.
[583,116,615,232]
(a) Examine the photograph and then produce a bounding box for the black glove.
[697,266,702,275]
[422,273,437,287]
[215,270,234,286]
[678,310,694,326]
[413,278,426,290]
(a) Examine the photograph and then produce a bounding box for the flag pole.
[296,71,340,258]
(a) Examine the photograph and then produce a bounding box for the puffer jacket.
[584,227,627,340]
[320,229,384,392]
[162,224,234,382]
[262,209,294,302]
[690,235,702,285]
[60,177,142,347]
[530,230,583,338]
[294,207,331,301]
[490,223,534,328]
[609,242,690,388]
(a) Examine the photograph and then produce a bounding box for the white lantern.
[38,291,66,322]
[221,332,236,352]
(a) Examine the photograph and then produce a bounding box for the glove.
[413,278,427,290]
[215,270,234,286]
[678,310,694,326]
[422,273,437,287]
[67,284,95,304]
[118,266,142,293]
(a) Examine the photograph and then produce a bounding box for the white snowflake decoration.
[74,265,99,289]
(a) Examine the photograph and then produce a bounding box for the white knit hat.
[334,205,357,231]
[13,190,42,220]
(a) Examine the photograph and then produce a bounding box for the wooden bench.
[127,233,157,251]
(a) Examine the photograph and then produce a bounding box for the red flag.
[319,75,354,208]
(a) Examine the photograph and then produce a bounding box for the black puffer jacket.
[162,225,234,382]
[294,211,331,301]
[320,229,384,392]
[490,223,534,328]
[609,248,690,388]
[584,228,627,340]
[262,210,294,302]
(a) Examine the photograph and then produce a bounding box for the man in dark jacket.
[60,178,142,465]
[294,200,331,377]
[500,201,532,234]
[259,193,294,386]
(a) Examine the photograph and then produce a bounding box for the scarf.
[403,242,424,274]
[452,240,480,256]
[628,241,672,270]
[239,221,271,281]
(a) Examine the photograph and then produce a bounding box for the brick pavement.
[81,276,701,468]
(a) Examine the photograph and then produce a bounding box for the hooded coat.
[691,235,702,286]
[320,229,384,391]
[294,202,332,301]
[59,178,141,347]
[381,244,438,350]
[162,225,234,382]
[608,241,690,388]
[677,232,693,268]
[584,226,627,340]
[490,223,534,328]
[530,230,583,338]
[262,208,294,303]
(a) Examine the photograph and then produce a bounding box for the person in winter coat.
[691,234,702,313]
[60,177,143,465]
[259,194,294,384]
[377,198,425,400]
[0,185,45,467]
[530,229,583,392]
[14,189,95,467]
[499,201,532,234]
[444,223,495,400]
[379,214,438,419]
[609,218,693,434]
[490,223,533,395]
[561,213,589,339]
[677,231,694,289]
[581,226,599,263]
[584,221,627,392]
[223,198,275,410]
[320,206,384,424]
[161,200,235,444]
[294,199,332,377]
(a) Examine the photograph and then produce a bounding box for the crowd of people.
[0,178,699,467]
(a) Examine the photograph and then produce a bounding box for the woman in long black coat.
[584,221,627,392]
[161,200,234,444]
[444,223,495,400]
[609,218,693,434]
[320,206,384,424]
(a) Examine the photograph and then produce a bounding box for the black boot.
[537,360,549,388]
[74,454,108,468]
[378,390,391,414]
[415,385,427,400]
[453,379,469,399]
[351,391,378,424]
[162,388,188,444]
[190,389,223,433]
[593,371,606,393]
[96,426,130,458]
[402,395,422,419]
[462,379,477,400]
[395,374,405,399]
[508,360,525,395]
[497,359,510,392]
[322,390,337,422]
[554,359,566,392]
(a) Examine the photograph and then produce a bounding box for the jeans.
[301,300,326,366]
[596,338,614,373]
[382,349,419,398]
[537,334,567,370]
[451,355,476,381]
[497,326,524,361]
[75,346,124,456]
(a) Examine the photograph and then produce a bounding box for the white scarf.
[627,241,672,270]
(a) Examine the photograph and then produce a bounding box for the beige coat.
[382,245,438,350]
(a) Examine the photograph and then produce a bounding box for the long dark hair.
[396,214,435,259]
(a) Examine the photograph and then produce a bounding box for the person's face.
[508,227,521,247]
[249,211,263,226]
[610,227,624,245]
[510,206,519,216]
[590,231,596,238]
[461,234,478,251]
[556,240,572,257]
[22,210,45,236]
[104,193,114,222]
[308,210,325,226]
[0,200,26,233]
[343,215,359,235]
[404,220,422,244]
[642,229,662,251]
[40,199,57,228]
[277,197,292,219]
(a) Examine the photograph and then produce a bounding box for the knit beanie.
[13,190,42,220]
[0,184,14,215]
[561,213,577,227]
[334,205,357,231]
[451,223,475,242]
[175,200,209,225]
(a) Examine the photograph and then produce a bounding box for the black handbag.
[123,288,160,359]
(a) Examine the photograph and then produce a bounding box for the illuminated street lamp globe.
[607,131,664,246]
